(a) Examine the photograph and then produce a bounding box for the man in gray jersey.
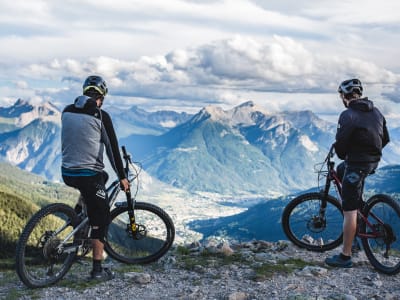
[61,75,129,281]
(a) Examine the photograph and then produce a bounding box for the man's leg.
[325,164,363,268]
[91,236,106,277]
[342,210,358,256]
[92,237,104,260]
[89,225,114,280]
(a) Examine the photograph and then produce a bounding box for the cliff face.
[2,240,400,299]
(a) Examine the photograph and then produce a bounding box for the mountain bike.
[16,146,175,288]
[281,145,400,275]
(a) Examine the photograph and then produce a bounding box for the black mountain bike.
[16,146,175,288]
[281,145,400,275]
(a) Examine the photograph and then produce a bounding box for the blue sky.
[1,0,399,123]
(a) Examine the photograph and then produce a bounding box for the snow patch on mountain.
[299,135,318,152]
[160,120,177,128]
[176,147,198,152]
[6,140,29,163]
[16,101,61,127]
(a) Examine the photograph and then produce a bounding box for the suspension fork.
[318,172,333,218]
[319,168,342,216]
[125,190,137,233]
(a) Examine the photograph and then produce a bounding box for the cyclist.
[61,75,130,280]
[325,78,390,268]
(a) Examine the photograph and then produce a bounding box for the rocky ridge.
[2,240,400,300]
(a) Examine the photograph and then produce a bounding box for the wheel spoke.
[16,204,77,288]
[282,193,343,252]
[362,195,400,274]
[105,202,175,264]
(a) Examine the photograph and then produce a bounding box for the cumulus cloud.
[0,0,400,118]
[10,35,399,116]
[383,85,400,104]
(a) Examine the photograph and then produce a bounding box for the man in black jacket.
[61,75,130,280]
[325,78,390,268]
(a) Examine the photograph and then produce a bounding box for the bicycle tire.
[105,202,175,264]
[16,203,78,288]
[282,192,343,252]
[361,194,400,275]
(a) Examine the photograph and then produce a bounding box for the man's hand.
[120,178,130,192]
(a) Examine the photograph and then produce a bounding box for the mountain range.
[0,99,399,198]
[1,99,400,244]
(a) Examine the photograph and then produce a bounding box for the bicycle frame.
[318,145,389,242]
[317,145,342,222]
[55,146,142,254]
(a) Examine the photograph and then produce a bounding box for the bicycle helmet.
[337,78,363,95]
[83,75,108,96]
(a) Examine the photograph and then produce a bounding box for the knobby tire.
[282,192,343,252]
[361,194,400,275]
[15,203,78,288]
[104,202,175,264]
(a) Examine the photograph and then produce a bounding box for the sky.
[1,0,400,124]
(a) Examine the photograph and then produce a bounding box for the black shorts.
[62,172,110,228]
[337,162,378,211]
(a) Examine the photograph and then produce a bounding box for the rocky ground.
[2,240,400,300]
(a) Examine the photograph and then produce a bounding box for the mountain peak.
[14,98,31,107]
[0,99,61,127]
[0,99,34,118]
[230,101,268,126]
[191,101,269,126]
[237,100,255,108]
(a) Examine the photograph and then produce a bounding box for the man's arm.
[382,117,390,148]
[334,112,353,160]
[101,110,126,180]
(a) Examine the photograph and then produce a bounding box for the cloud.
[0,0,400,118]
[15,81,28,89]
[382,85,400,104]
[8,35,398,116]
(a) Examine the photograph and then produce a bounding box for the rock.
[221,242,234,256]
[227,291,248,300]
[124,272,152,284]
[4,240,400,300]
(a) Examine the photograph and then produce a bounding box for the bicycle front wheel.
[282,192,343,252]
[15,203,77,288]
[105,202,175,264]
[361,194,400,275]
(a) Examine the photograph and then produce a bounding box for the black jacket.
[334,97,389,162]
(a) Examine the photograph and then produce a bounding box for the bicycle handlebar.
[120,145,142,184]
[324,144,335,162]
[119,145,142,203]
[121,146,131,162]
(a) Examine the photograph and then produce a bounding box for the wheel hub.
[307,216,326,233]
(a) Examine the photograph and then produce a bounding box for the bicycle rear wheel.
[16,203,77,288]
[361,194,400,275]
[105,202,175,264]
[282,192,343,252]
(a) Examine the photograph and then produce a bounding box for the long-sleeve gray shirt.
[61,96,126,180]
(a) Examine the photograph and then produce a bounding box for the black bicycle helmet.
[83,75,108,96]
[337,78,363,95]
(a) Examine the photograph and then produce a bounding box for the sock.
[93,259,102,272]
[340,253,351,261]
